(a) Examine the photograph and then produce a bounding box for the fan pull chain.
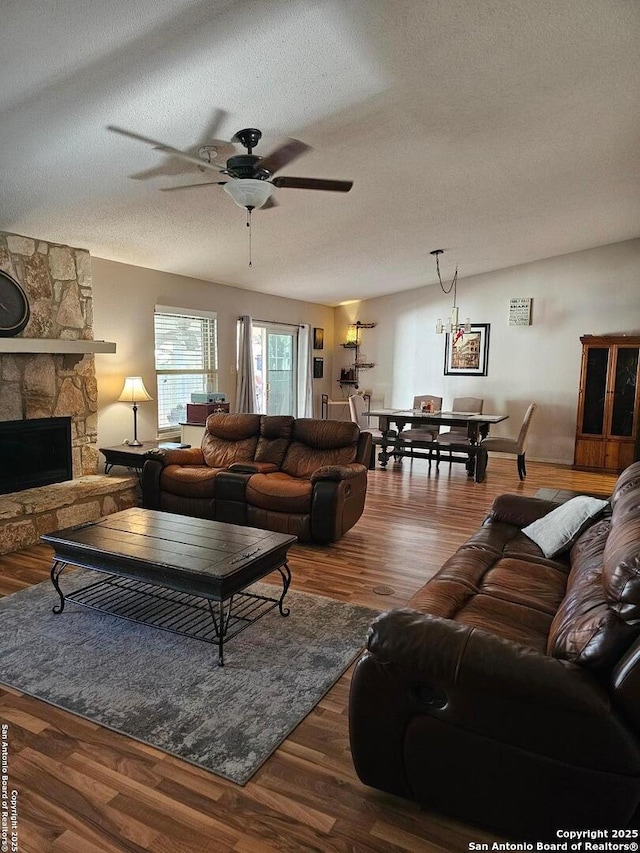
[246,207,253,267]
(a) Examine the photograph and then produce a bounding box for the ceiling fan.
[107,126,353,211]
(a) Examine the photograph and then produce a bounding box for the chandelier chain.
[433,249,470,335]
[434,252,458,297]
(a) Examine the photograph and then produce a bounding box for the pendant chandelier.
[432,249,471,335]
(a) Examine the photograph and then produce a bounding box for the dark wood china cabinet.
[574,334,640,473]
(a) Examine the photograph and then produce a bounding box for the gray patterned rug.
[0,569,378,784]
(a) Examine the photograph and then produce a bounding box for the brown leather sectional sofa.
[349,461,640,838]
[142,413,372,543]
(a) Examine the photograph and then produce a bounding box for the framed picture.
[313,357,324,379]
[444,323,490,376]
[313,327,324,350]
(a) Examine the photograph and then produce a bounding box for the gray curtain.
[236,315,256,413]
[297,323,314,417]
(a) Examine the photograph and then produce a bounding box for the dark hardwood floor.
[0,458,619,852]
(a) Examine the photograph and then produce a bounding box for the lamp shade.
[223,179,274,210]
[345,325,359,345]
[117,376,152,403]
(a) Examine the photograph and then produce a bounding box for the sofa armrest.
[141,447,206,509]
[141,456,162,509]
[310,463,367,483]
[310,464,368,542]
[351,609,638,775]
[487,494,561,528]
[612,635,640,735]
[367,609,603,713]
[154,447,205,466]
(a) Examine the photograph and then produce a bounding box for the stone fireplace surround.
[0,231,138,555]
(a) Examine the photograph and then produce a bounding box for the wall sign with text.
[509,298,532,326]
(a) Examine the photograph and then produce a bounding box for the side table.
[99,442,190,479]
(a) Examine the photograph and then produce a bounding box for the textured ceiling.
[1,0,639,305]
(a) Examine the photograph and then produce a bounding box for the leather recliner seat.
[142,413,372,543]
[349,461,640,838]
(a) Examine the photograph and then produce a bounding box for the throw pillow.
[522,496,609,558]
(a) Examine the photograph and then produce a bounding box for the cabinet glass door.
[581,347,609,435]
[610,346,639,437]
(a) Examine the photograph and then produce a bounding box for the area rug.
[0,570,379,784]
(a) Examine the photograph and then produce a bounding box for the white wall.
[333,239,640,464]
[91,258,335,448]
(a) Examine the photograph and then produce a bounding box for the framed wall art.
[444,323,490,376]
[313,327,324,350]
[313,357,324,379]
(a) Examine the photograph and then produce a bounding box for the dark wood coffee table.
[42,508,296,666]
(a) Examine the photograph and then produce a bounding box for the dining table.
[364,409,509,482]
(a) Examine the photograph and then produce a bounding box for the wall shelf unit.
[338,322,376,389]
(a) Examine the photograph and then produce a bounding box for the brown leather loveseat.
[142,413,372,543]
[349,461,640,838]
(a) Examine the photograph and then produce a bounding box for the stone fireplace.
[0,231,99,477]
[0,231,138,554]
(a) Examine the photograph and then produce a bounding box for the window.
[154,306,218,434]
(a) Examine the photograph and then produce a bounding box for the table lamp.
[117,376,152,447]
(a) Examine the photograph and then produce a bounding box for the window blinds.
[154,307,218,433]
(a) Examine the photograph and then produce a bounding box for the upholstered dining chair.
[480,402,537,480]
[348,394,398,468]
[398,395,443,459]
[436,396,484,467]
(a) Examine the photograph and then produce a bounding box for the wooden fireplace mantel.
[0,339,116,354]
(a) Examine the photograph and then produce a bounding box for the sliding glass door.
[252,324,298,415]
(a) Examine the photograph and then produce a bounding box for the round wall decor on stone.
[0,270,30,337]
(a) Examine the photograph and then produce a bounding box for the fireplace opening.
[0,417,73,495]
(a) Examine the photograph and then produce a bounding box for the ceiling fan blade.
[198,108,228,146]
[258,139,310,175]
[159,181,227,192]
[271,176,353,192]
[107,126,226,173]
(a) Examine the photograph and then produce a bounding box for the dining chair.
[348,394,398,468]
[480,402,537,479]
[398,395,443,459]
[436,396,484,468]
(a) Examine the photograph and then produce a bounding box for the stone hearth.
[0,474,139,555]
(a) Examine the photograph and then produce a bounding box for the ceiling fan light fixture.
[223,179,273,210]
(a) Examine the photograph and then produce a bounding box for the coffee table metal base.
[50,560,291,666]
